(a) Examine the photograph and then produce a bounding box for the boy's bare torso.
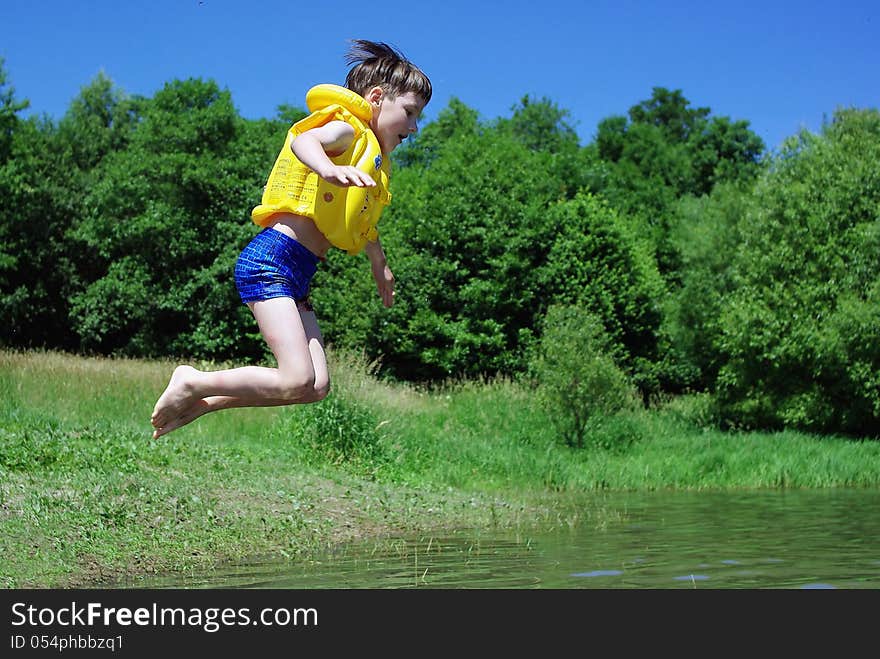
[266,214,333,259]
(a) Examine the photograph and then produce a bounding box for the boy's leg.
[151,300,328,437]
[252,297,329,402]
[297,304,329,399]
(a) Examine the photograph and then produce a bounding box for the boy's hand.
[320,164,376,188]
[372,262,395,308]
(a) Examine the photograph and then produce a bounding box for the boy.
[150,40,431,439]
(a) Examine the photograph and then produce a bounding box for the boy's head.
[344,40,431,154]
[344,40,432,108]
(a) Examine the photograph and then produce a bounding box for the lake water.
[123,488,880,589]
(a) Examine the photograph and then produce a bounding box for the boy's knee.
[278,371,330,403]
[277,371,316,402]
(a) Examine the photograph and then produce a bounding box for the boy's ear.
[365,86,384,106]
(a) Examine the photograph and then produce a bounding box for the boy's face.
[370,90,426,154]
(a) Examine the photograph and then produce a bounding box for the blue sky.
[2,0,877,152]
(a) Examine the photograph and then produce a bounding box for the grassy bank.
[2,349,879,588]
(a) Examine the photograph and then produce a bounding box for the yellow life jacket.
[250,84,392,255]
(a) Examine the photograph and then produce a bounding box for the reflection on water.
[121,489,880,589]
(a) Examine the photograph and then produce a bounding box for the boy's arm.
[291,121,376,188]
[365,239,395,308]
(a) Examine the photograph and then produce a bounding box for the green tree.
[68,78,283,358]
[689,115,764,197]
[392,96,480,169]
[499,95,580,153]
[57,72,139,171]
[592,87,764,278]
[0,58,29,163]
[317,98,582,381]
[628,87,710,143]
[663,181,757,391]
[716,108,880,436]
[0,115,78,350]
[538,192,666,399]
[0,63,86,350]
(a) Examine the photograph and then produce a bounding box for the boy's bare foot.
[152,398,211,439]
[151,365,201,430]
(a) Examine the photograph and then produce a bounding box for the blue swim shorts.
[234,228,319,305]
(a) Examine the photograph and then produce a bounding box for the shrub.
[275,391,387,475]
[528,304,639,448]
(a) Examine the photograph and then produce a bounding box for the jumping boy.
[150,40,432,439]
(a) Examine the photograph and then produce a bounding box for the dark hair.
[344,40,432,105]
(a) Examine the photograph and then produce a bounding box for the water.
[124,488,880,589]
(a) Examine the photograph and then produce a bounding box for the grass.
[1,348,879,588]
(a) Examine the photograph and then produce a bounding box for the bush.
[275,391,388,476]
[583,412,643,453]
[528,304,639,448]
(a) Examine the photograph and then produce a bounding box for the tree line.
[1,59,877,437]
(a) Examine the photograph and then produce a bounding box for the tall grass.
[367,378,880,492]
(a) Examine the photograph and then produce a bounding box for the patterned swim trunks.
[234,228,319,305]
